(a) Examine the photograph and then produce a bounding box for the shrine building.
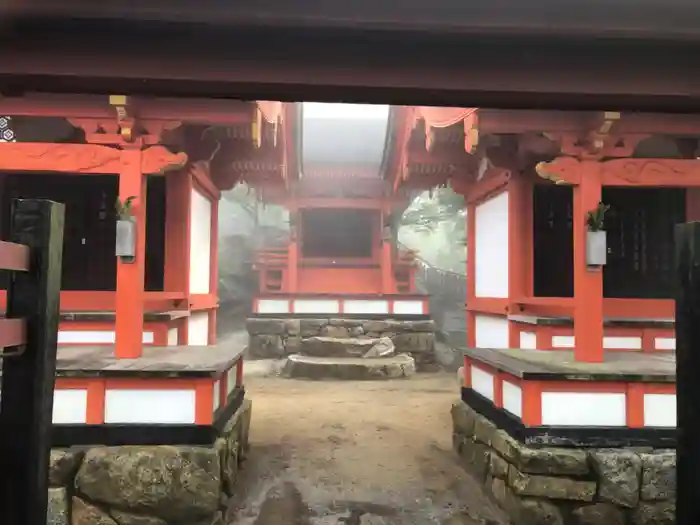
[0,95,288,445]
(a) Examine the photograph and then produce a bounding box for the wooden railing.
[0,199,65,525]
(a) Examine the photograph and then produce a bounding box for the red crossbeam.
[0,241,30,272]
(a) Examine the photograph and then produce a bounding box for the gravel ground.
[226,373,510,525]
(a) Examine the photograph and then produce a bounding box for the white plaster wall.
[58,331,154,345]
[344,300,389,315]
[502,381,523,418]
[293,299,340,315]
[541,392,627,426]
[188,311,210,346]
[53,390,88,424]
[104,389,197,424]
[655,338,676,350]
[474,191,509,298]
[471,366,494,401]
[519,332,537,349]
[644,394,676,427]
[475,314,510,349]
[189,188,212,294]
[167,327,178,346]
[392,300,424,315]
[257,299,291,314]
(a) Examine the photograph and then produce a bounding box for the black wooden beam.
[0,199,65,525]
[674,221,700,525]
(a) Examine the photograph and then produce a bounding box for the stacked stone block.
[247,318,436,369]
[47,401,252,525]
[451,401,675,525]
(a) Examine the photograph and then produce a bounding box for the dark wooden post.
[1,199,64,525]
[675,221,700,525]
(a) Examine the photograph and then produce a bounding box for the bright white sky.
[303,102,390,120]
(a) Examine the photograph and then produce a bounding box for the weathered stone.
[570,503,625,525]
[47,487,69,525]
[349,325,365,337]
[49,448,84,486]
[507,466,596,501]
[72,496,118,525]
[285,336,302,354]
[362,320,392,333]
[110,510,168,525]
[363,337,395,358]
[490,429,518,463]
[299,319,328,336]
[489,451,509,478]
[458,437,490,481]
[515,498,564,525]
[472,413,497,445]
[457,367,465,386]
[392,332,435,353]
[328,318,363,327]
[283,354,416,380]
[246,318,286,335]
[238,399,253,460]
[640,450,676,501]
[75,445,221,521]
[451,400,476,436]
[321,325,350,338]
[300,336,377,358]
[516,446,589,476]
[284,319,300,336]
[589,449,641,508]
[630,501,675,525]
[248,334,284,359]
[452,433,467,454]
[397,320,436,332]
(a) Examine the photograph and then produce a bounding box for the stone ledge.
[246,317,436,369]
[47,400,252,525]
[451,400,676,525]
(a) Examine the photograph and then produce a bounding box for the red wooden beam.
[0,94,253,125]
[0,241,30,272]
[0,318,27,348]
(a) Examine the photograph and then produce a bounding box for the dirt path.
[226,374,510,525]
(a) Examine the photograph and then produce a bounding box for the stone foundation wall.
[47,400,252,525]
[451,401,675,525]
[247,318,436,368]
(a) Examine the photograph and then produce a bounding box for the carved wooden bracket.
[535,157,582,185]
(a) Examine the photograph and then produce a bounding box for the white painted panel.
[603,337,642,350]
[105,389,197,424]
[655,337,676,350]
[552,335,575,348]
[344,300,389,315]
[392,300,424,315]
[502,381,522,418]
[167,327,178,346]
[227,365,237,394]
[188,312,210,346]
[57,331,154,344]
[471,366,495,401]
[293,299,340,315]
[53,390,88,424]
[189,188,212,294]
[474,191,509,298]
[644,394,676,427]
[213,380,221,413]
[474,315,509,349]
[257,299,290,314]
[519,332,537,350]
[541,392,627,426]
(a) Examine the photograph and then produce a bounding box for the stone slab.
[282,353,416,380]
[462,347,675,382]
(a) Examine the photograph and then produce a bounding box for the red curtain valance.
[411,107,478,152]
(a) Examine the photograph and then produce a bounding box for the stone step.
[300,336,391,358]
[282,354,416,380]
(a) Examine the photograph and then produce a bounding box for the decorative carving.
[601,158,700,186]
[0,142,122,173]
[141,146,188,174]
[535,157,581,185]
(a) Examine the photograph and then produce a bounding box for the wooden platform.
[463,346,675,383]
[55,344,245,378]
